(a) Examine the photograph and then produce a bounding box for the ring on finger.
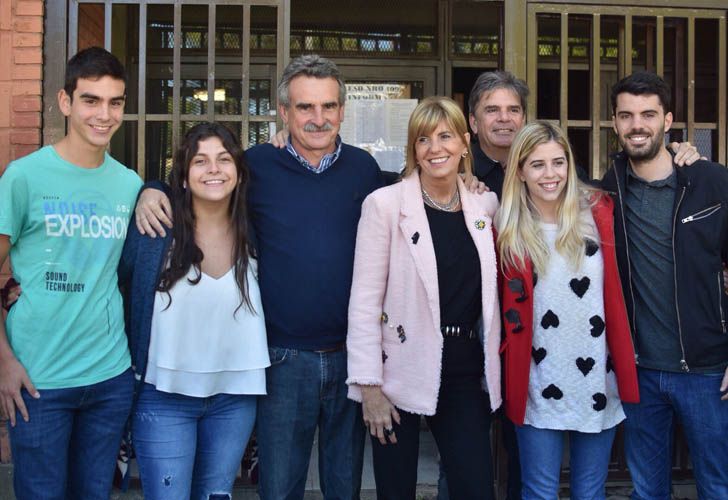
[383,427,393,436]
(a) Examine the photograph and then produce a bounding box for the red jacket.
[499,194,639,425]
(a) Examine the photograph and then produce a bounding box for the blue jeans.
[623,367,728,500]
[256,346,365,500]
[516,424,617,500]
[132,383,257,500]
[8,368,134,500]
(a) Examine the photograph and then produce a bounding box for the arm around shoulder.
[134,180,173,237]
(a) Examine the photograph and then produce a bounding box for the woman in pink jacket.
[346,96,501,500]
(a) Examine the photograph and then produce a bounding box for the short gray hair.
[277,54,346,107]
[468,70,529,116]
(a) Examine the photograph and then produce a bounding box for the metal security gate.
[526,4,727,178]
[44,0,290,180]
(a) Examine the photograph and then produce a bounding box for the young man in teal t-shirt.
[0,47,141,499]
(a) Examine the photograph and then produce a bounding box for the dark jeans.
[8,368,134,500]
[371,336,495,500]
[256,346,366,500]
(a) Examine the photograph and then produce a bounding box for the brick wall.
[0,0,43,173]
[0,0,42,272]
[0,0,43,464]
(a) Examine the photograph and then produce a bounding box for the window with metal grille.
[527,3,726,178]
[45,0,289,181]
[289,0,438,57]
[450,1,502,60]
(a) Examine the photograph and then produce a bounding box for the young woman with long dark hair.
[120,122,269,500]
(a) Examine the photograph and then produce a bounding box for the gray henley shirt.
[625,164,685,372]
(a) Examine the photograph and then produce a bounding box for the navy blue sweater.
[246,143,384,350]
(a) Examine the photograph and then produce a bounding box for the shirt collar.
[626,162,677,189]
[285,135,343,174]
[471,139,502,176]
[471,139,499,164]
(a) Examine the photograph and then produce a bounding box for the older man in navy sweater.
[245,56,382,500]
[135,55,383,500]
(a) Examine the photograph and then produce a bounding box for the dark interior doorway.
[452,67,490,131]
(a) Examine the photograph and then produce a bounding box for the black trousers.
[370,336,495,500]
[500,409,522,500]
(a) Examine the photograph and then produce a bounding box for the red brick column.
[0,0,43,464]
[0,0,43,172]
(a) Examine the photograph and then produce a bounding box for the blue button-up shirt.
[285,136,342,174]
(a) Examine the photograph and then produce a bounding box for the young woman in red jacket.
[496,121,639,499]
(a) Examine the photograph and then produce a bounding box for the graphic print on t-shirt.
[0,146,141,389]
[41,194,132,293]
[43,197,131,239]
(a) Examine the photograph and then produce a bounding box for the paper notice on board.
[340,99,417,147]
[339,96,418,173]
[359,101,386,143]
[386,101,417,146]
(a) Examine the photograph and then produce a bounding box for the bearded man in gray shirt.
[601,71,728,500]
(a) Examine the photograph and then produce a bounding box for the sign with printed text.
[341,83,417,173]
[345,83,412,100]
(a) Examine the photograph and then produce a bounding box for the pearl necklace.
[421,187,460,212]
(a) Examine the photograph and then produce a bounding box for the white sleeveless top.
[145,259,270,397]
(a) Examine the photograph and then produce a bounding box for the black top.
[425,204,484,379]
[424,204,482,327]
[471,141,505,199]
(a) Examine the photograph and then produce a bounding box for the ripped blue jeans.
[132,383,257,500]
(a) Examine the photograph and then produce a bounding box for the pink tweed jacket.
[346,173,502,415]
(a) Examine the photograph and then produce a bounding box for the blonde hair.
[402,96,473,181]
[495,121,598,276]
